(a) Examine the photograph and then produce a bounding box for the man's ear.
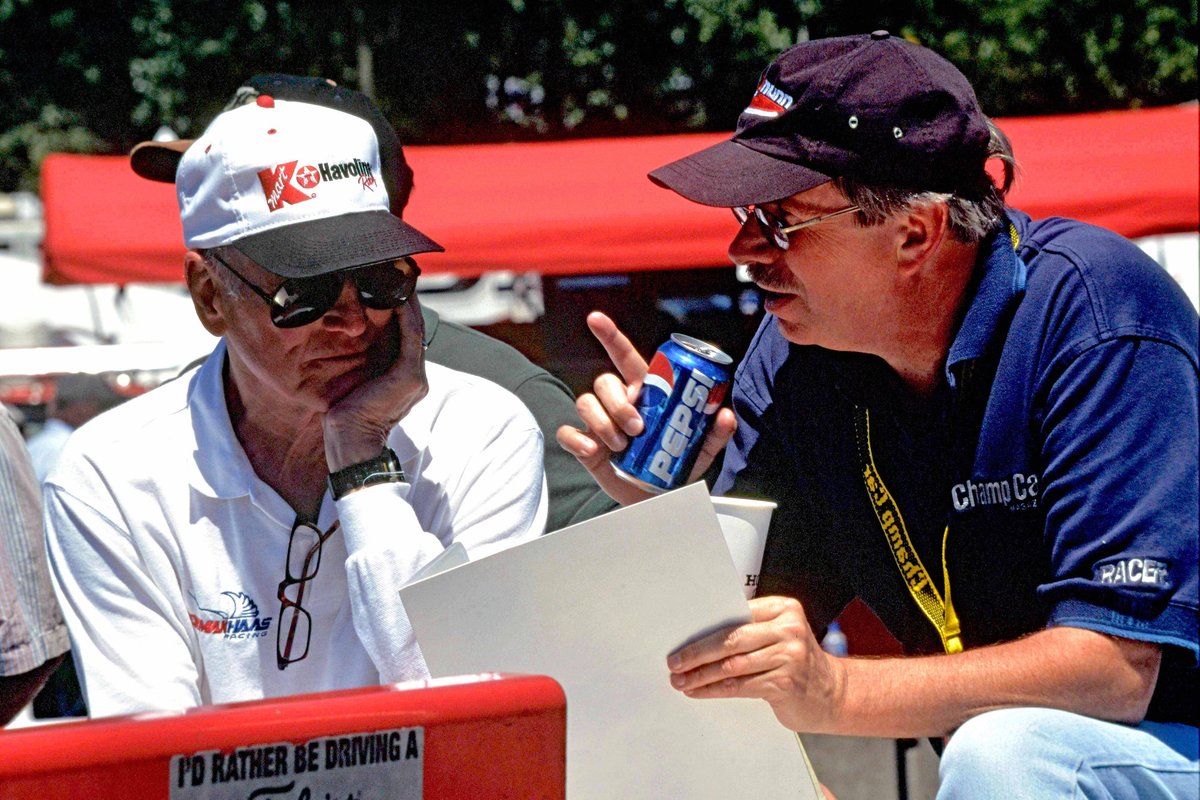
[895,200,950,274]
[185,251,228,337]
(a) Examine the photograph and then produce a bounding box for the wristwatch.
[328,447,406,500]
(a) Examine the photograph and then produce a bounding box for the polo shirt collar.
[944,215,1027,389]
[187,338,257,501]
[187,340,328,528]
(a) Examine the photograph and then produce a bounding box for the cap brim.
[130,139,194,183]
[648,140,831,207]
[232,209,445,278]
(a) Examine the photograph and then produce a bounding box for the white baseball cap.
[176,94,442,278]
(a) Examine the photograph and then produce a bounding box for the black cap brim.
[649,139,832,208]
[233,209,444,278]
[130,139,193,183]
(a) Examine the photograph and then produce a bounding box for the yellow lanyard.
[854,406,963,654]
[847,223,1020,653]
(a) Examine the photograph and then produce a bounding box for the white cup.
[712,495,777,600]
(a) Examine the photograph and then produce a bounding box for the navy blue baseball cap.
[649,31,991,207]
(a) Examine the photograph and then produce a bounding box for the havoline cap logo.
[744,78,794,118]
[256,156,378,212]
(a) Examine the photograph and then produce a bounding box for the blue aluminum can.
[611,333,733,493]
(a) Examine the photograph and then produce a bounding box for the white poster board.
[400,482,821,799]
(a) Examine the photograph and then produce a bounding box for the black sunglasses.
[211,252,421,328]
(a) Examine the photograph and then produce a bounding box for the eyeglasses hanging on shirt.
[277,517,340,670]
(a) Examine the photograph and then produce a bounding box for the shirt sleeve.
[1037,336,1199,661]
[337,395,547,684]
[44,484,204,716]
[511,371,619,532]
[0,407,69,677]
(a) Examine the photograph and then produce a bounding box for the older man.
[560,32,1198,798]
[46,95,546,717]
[131,72,616,533]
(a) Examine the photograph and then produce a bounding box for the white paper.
[399,482,820,800]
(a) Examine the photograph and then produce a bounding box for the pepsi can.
[611,333,733,493]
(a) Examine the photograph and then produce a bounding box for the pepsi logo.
[643,351,675,397]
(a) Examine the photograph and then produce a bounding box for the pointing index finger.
[587,311,648,388]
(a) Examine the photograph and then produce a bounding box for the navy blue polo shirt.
[716,210,1198,726]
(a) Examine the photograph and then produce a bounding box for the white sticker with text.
[169,727,423,800]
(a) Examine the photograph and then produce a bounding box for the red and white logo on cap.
[257,161,313,212]
[255,157,378,212]
[177,98,393,250]
[744,78,794,118]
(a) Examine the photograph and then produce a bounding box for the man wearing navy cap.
[45,94,547,716]
[560,32,1197,797]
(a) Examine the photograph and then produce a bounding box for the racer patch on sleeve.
[1094,557,1171,588]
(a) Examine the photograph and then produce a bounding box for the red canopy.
[40,104,1198,285]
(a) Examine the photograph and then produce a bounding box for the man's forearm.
[829,626,1161,738]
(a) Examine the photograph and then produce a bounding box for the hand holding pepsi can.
[611,334,733,493]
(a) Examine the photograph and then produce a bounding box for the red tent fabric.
[40,105,1198,285]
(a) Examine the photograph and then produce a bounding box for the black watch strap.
[328,447,406,501]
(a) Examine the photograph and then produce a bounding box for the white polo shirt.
[44,340,547,717]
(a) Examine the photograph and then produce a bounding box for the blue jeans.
[938,708,1199,799]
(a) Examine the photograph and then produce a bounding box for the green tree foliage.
[0,0,1195,191]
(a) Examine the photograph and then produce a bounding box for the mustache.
[746,262,798,292]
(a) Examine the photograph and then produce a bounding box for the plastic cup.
[711,496,777,600]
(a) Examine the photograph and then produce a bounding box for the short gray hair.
[835,118,1017,244]
[196,246,245,300]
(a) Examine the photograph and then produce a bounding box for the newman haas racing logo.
[642,352,727,484]
[256,157,378,212]
[190,591,272,640]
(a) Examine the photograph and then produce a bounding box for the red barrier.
[0,674,565,800]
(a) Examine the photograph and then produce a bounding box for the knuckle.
[576,393,599,416]
[781,639,806,660]
[777,597,803,615]
[594,372,621,394]
[780,619,807,639]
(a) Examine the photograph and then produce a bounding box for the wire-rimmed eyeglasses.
[732,204,861,250]
[277,517,340,671]
[211,251,421,329]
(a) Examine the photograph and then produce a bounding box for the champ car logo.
[950,472,1040,512]
[190,591,272,640]
[744,78,794,118]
